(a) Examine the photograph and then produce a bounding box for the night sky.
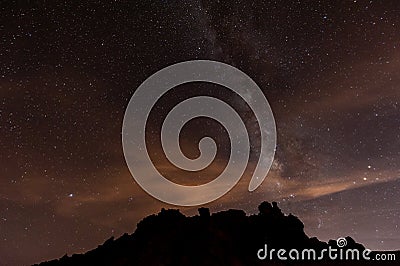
[1,1,400,265]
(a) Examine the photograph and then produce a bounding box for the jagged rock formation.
[35,201,398,265]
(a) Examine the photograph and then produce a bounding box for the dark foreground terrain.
[35,201,398,265]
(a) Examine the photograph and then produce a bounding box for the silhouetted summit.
[35,201,398,266]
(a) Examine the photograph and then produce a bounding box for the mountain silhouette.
[35,201,398,265]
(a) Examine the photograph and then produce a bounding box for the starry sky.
[1,1,400,265]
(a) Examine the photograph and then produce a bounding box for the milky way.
[0,1,399,265]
